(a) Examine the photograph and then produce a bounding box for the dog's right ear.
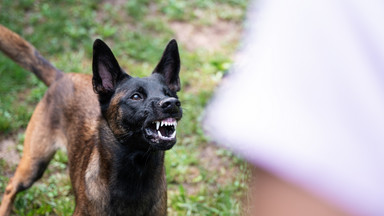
[92,39,129,96]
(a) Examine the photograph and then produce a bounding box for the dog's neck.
[99,119,165,189]
[88,119,167,214]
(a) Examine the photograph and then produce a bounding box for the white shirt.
[204,0,384,215]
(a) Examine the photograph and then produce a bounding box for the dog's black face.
[92,39,182,151]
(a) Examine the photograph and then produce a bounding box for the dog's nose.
[159,97,181,112]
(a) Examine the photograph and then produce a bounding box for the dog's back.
[0,23,100,156]
[0,25,102,215]
[0,23,101,150]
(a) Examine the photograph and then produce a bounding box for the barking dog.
[0,24,182,216]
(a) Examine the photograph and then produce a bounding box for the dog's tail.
[0,24,63,86]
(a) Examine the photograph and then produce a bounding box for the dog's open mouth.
[144,118,177,144]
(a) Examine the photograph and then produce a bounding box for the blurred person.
[204,0,384,215]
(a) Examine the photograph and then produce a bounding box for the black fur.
[88,39,182,215]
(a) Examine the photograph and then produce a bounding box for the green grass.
[0,0,250,215]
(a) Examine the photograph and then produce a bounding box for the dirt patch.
[0,137,20,166]
[0,134,21,178]
[170,20,242,53]
[176,142,244,197]
[200,143,240,185]
[181,165,202,195]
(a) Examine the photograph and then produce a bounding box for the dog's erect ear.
[153,39,181,92]
[92,39,128,95]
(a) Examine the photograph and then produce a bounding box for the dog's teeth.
[158,130,162,138]
[161,121,164,127]
[170,131,176,139]
[156,121,160,130]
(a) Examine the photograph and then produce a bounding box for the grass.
[0,0,250,215]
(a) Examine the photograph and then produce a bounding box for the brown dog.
[0,24,182,215]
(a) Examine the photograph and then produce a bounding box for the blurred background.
[0,0,250,215]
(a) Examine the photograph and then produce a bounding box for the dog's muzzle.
[143,97,182,149]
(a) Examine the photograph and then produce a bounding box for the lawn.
[0,0,250,215]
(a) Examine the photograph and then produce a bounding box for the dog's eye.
[131,94,142,101]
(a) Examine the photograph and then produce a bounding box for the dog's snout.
[159,98,181,112]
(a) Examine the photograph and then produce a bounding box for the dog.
[0,24,182,215]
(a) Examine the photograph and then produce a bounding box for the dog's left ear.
[92,39,129,96]
[153,39,181,92]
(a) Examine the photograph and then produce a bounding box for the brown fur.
[0,24,62,86]
[0,25,181,216]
